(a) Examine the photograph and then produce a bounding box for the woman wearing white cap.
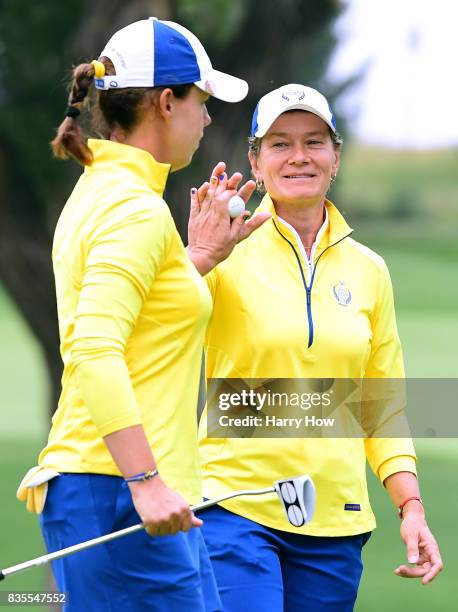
[15,17,269,611]
[197,84,443,610]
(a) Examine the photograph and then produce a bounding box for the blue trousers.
[198,505,371,612]
[40,474,221,612]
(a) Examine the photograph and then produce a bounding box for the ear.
[248,150,262,182]
[157,88,175,120]
[331,148,341,177]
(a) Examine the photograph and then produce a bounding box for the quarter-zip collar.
[87,139,171,198]
[255,193,353,348]
[276,208,329,279]
[256,193,353,258]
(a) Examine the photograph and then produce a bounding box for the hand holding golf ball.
[227,195,246,218]
[187,163,270,275]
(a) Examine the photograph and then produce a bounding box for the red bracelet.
[398,496,423,519]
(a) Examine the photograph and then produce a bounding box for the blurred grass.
[357,443,458,611]
[338,145,458,223]
[0,438,47,611]
[337,145,458,609]
[0,290,47,611]
[0,290,48,439]
[0,144,457,609]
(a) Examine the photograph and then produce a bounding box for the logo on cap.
[281,89,305,103]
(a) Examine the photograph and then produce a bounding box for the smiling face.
[249,111,340,207]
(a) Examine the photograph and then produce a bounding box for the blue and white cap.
[251,84,336,137]
[94,17,248,103]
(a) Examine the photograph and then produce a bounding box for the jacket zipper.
[273,221,352,348]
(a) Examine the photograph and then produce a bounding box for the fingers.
[200,176,219,214]
[197,182,210,204]
[236,212,272,242]
[216,172,228,193]
[226,172,243,191]
[198,162,226,206]
[145,509,192,537]
[197,172,225,215]
[422,557,444,584]
[421,542,444,583]
[189,187,200,218]
[191,513,203,528]
[395,562,431,579]
[229,210,251,238]
[406,533,420,564]
[395,535,444,584]
[209,161,226,182]
[198,170,253,218]
[146,515,178,537]
[237,179,256,204]
[226,179,256,224]
[178,507,195,533]
[202,166,228,208]
[153,509,199,536]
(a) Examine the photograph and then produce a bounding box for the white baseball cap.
[94,17,248,103]
[251,84,336,137]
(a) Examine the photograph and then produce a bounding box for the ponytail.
[50,60,106,166]
[51,58,194,167]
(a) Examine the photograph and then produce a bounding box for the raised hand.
[188,161,271,275]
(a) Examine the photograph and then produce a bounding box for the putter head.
[274,475,316,527]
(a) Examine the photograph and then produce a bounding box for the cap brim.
[255,103,336,136]
[195,69,248,103]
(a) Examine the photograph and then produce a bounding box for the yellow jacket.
[199,195,416,535]
[30,140,211,505]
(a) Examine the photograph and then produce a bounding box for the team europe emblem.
[333,281,351,306]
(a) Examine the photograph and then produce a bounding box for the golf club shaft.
[0,486,275,580]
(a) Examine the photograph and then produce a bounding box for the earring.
[328,173,337,190]
[256,179,265,193]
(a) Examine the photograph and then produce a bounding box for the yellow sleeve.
[378,455,417,484]
[365,260,404,379]
[364,260,417,481]
[71,197,173,437]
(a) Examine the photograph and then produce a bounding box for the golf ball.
[228,195,245,218]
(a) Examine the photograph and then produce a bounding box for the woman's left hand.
[187,161,271,275]
[395,510,443,584]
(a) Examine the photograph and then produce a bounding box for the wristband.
[124,469,159,484]
[398,496,423,519]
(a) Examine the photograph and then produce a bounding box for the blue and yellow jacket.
[199,194,416,536]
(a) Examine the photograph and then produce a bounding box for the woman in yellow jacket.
[16,17,269,612]
[198,84,443,611]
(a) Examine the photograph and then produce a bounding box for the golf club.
[0,474,315,581]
